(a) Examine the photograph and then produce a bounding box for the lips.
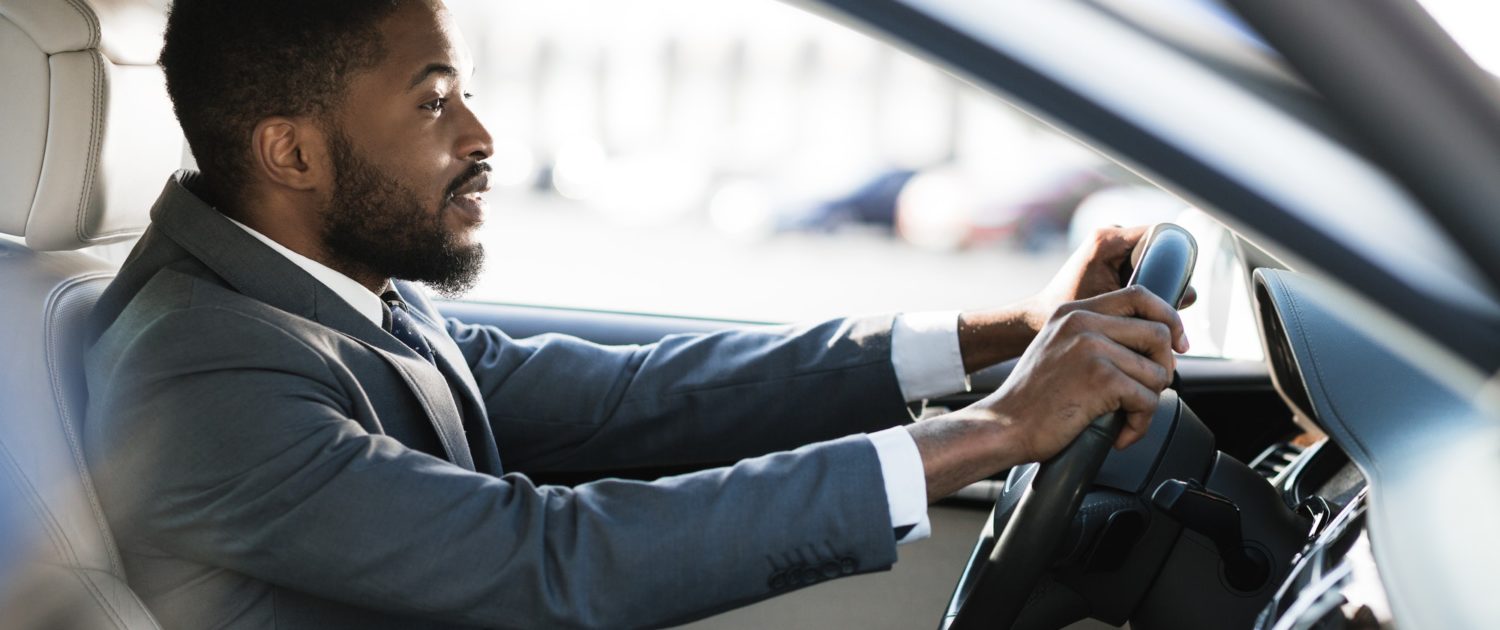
[452,171,490,198]
[446,172,491,224]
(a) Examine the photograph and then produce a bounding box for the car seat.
[0,0,183,627]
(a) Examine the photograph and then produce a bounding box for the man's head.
[160,0,492,295]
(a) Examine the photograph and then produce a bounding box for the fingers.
[1064,285,1188,354]
[1054,304,1174,451]
[1088,332,1173,390]
[1116,408,1154,450]
[1111,317,1176,373]
[1095,367,1159,450]
[1179,284,1199,310]
[995,273,1189,460]
[1091,225,1148,262]
[1052,309,1177,375]
[1100,368,1160,450]
[1071,331,1165,450]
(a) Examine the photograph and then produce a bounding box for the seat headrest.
[0,0,184,252]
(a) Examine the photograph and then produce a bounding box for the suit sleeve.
[445,315,915,473]
[87,306,900,629]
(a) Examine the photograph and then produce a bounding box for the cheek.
[376,157,446,208]
[406,162,453,207]
[356,125,454,206]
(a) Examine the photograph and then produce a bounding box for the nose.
[455,99,493,162]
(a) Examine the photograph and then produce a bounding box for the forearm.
[454,315,910,471]
[957,300,1044,373]
[905,410,1023,500]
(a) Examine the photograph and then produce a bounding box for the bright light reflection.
[1418,0,1500,75]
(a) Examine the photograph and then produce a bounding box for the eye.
[420,97,449,114]
[462,92,475,101]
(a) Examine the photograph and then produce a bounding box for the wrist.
[907,410,1024,500]
[1018,293,1059,335]
[957,302,1042,372]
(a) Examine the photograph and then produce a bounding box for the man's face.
[319,1,492,296]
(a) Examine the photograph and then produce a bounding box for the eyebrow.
[407,63,459,90]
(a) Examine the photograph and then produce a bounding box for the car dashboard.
[1244,266,1499,630]
[1249,439,1387,629]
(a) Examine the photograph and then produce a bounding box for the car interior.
[3,0,1498,628]
[1,1,182,627]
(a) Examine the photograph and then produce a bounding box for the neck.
[323,259,389,295]
[232,203,388,295]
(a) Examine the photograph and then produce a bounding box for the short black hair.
[159,0,402,207]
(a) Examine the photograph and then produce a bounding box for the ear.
[250,116,328,192]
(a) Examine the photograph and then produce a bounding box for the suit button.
[820,562,840,579]
[798,568,819,585]
[840,558,856,575]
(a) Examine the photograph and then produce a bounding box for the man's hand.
[956,225,1194,373]
[1029,226,1159,330]
[908,285,1184,500]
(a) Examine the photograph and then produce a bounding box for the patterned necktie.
[381,290,437,365]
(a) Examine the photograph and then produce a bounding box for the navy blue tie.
[382,290,437,365]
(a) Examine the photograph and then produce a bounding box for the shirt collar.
[223,215,387,328]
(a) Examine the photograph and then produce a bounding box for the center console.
[1247,440,1393,630]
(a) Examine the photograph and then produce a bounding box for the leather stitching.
[69,567,124,627]
[93,566,164,629]
[70,569,129,630]
[74,49,105,245]
[60,0,102,50]
[57,0,103,245]
[43,273,124,577]
[56,0,151,245]
[0,440,77,566]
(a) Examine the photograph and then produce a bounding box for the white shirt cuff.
[868,427,930,545]
[890,311,970,402]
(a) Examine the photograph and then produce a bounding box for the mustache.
[445,162,492,198]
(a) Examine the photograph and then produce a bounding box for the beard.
[321,128,486,298]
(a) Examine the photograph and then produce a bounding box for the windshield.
[900,0,1500,354]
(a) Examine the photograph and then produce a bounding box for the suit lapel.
[393,282,503,474]
[312,296,478,472]
[398,288,484,412]
[149,172,477,471]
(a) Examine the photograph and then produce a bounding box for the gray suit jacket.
[83,172,915,629]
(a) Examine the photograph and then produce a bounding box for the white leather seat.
[0,1,181,627]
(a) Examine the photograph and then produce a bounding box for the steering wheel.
[942,224,1197,630]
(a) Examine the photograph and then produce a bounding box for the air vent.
[1250,441,1305,480]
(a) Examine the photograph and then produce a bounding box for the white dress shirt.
[228,219,969,545]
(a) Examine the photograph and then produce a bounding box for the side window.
[447,0,1261,361]
[1175,209,1264,361]
[1071,191,1265,362]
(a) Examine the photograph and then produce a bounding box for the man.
[83,1,1189,628]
